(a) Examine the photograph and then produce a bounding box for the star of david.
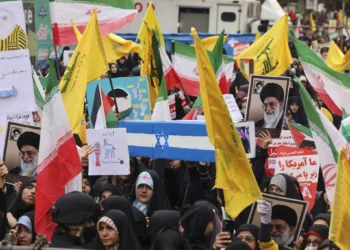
[155,131,169,150]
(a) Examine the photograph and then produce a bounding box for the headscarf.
[16,211,36,243]
[312,213,330,226]
[181,200,216,250]
[149,210,180,242]
[305,224,329,241]
[149,228,192,250]
[131,206,147,242]
[8,177,36,220]
[236,224,260,250]
[133,170,171,216]
[109,63,118,78]
[226,241,251,250]
[94,210,142,250]
[311,190,328,217]
[98,183,120,199]
[82,174,95,197]
[101,196,135,228]
[133,172,153,215]
[287,96,308,126]
[268,174,303,200]
[317,239,340,250]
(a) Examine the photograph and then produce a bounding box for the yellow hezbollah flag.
[140,22,159,109]
[72,20,140,64]
[255,31,261,41]
[191,27,262,218]
[236,14,292,79]
[60,10,108,133]
[103,34,141,63]
[326,41,350,71]
[191,35,228,51]
[329,148,350,249]
[137,2,165,60]
[310,13,317,32]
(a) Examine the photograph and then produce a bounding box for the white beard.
[0,12,16,40]
[20,155,38,176]
[264,104,282,128]
[271,227,292,246]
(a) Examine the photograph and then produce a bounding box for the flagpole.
[177,81,193,108]
[107,71,120,118]
[54,46,61,79]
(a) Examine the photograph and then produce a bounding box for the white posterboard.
[223,94,243,122]
[63,50,75,66]
[0,49,35,114]
[87,128,130,176]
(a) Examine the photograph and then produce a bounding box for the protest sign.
[328,19,337,33]
[168,91,189,119]
[2,122,40,171]
[233,42,250,57]
[119,120,256,161]
[245,75,290,138]
[87,128,130,176]
[0,49,36,115]
[274,146,320,210]
[223,94,243,122]
[248,193,309,242]
[63,50,74,66]
[0,113,34,157]
[87,76,151,121]
[313,42,331,61]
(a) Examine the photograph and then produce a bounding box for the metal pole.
[341,0,346,51]
[107,71,120,116]
[54,46,61,80]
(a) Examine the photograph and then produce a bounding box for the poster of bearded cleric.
[245,75,290,138]
[2,122,40,176]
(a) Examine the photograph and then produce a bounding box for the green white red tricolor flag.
[35,61,82,240]
[292,31,350,116]
[50,0,137,46]
[294,76,350,207]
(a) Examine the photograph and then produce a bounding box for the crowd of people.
[0,7,346,250]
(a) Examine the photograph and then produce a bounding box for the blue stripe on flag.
[128,146,215,162]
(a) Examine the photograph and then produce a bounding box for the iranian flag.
[35,61,82,240]
[292,31,350,116]
[172,31,226,96]
[295,76,349,207]
[50,0,138,46]
[222,55,234,94]
[152,77,171,121]
[91,84,119,129]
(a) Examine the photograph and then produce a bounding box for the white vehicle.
[118,0,262,34]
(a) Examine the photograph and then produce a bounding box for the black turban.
[260,83,285,103]
[272,205,297,227]
[17,132,40,151]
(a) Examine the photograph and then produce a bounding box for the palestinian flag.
[35,61,82,240]
[182,95,203,120]
[50,0,138,46]
[288,122,315,149]
[292,31,350,116]
[91,84,119,129]
[295,76,348,206]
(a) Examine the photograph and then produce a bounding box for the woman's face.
[98,222,119,247]
[110,64,117,73]
[290,103,299,113]
[22,182,36,206]
[82,178,91,194]
[101,190,113,201]
[17,225,33,246]
[306,234,322,248]
[268,184,286,196]
[204,220,214,237]
[136,184,153,204]
[236,230,256,250]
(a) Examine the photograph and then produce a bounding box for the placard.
[275,146,320,210]
[234,42,250,57]
[87,128,130,176]
[245,75,290,138]
[87,77,151,125]
[223,94,243,122]
[63,50,74,66]
[313,42,331,61]
[248,193,309,243]
[168,91,189,119]
[2,122,40,171]
[0,50,36,115]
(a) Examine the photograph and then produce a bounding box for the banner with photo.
[245,75,290,138]
[248,193,309,243]
[313,42,331,61]
[168,91,189,120]
[86,76,151,123]
[275,146,320,211]
[2,122,40,171]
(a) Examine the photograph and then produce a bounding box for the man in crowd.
[256,83,285,129]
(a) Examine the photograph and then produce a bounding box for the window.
[221,12,236,22]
